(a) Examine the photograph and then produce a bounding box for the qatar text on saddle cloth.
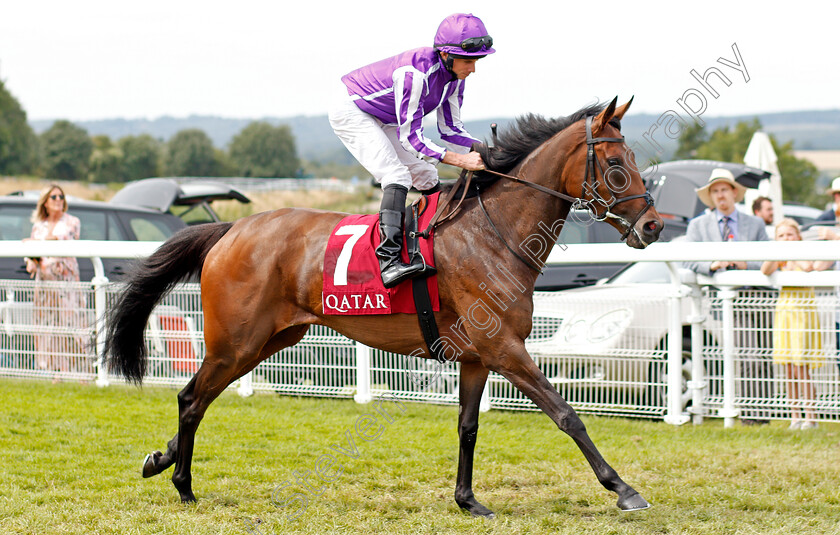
[321,193,440,315]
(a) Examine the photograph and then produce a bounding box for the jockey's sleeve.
[437,79,481,149]
[393,65,450,162]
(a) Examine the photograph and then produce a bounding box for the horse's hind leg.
[141,399,190,477]
[454,361,494,518]
[169,324,310,503]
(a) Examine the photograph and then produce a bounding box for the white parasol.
[744,131,783,225]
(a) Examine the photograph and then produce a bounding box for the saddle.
[411,170,476,240]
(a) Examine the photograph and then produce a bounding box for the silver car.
[523,261,723,416]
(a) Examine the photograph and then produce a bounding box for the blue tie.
[721,216,733,241]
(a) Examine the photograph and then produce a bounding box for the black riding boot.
[377,184,426,288]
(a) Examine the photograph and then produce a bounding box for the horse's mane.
[472,102,613,185]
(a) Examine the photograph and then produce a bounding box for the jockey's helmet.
[434,13,495,58]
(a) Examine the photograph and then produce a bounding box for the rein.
[413,114,656,267]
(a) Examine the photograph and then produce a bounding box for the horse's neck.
[483,137,576,266]
[479,167,573,272]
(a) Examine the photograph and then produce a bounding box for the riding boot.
[376,184,426,288]
[405,201,436,279]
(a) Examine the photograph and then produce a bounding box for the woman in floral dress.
[24,184,85,380]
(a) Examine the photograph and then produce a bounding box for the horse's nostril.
[645,221,658,232]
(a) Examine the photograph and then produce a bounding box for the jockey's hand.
[442,150,485,171]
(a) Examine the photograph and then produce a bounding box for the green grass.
[1,378,839,535]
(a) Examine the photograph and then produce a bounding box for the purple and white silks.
[341,47,480,162]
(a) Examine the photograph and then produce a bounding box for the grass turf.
[1,378,838,534]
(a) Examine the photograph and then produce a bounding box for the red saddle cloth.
[322,193,440,315]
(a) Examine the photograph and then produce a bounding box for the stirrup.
[380,257,427,288]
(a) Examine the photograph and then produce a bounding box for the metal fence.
[698,286,840,425]
[4,277,838,425]
[2,239,840,427]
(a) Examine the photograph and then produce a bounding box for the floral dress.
[30,213,85,371]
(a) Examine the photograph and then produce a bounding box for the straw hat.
[695,168,747,209]
[826,177,840,195]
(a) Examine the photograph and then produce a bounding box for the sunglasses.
[438,35,493,52]
[50,194,65,201]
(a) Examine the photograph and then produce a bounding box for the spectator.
[761,219,832,430]
[683,168,771,425]
[751,196,774,225]
[24,184,85,382]
[816,177,840,222]
[814,225,840,380]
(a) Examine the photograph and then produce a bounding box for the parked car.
[110,178,250,225]
[776,203,822,227]
[0,195,185,281]
[528,259,723,413]
[0,179,250,281]
[534,210,687,290]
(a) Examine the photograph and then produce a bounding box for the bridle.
[482,115,654,242]
[579,115,655,240]
[415,113,657,272]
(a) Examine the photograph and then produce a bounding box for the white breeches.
[328,92,441,191]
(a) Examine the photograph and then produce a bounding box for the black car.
[534,211,687,291]
[110,178,250,225]
[0,195,186,281]
[0,178,251,281]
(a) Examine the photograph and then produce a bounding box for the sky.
[1,0,837,123]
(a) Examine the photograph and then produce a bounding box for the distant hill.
[30,109,840,165]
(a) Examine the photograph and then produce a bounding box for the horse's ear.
[591,96,618,134]
[614,96,634,120]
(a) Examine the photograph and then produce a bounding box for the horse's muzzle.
[630,214,664,249]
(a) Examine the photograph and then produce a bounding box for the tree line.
[1,79,300,181]
[2,76,825,203]
[674,118,823,207]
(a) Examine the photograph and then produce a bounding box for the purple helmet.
[434,13,495,57]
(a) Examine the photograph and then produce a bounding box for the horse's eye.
[607,158,622,167]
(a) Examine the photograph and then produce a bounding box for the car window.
[169,204,217,225]
[557,218,589,244]
[73,210,128,241]
[556,215,622,245]
[787,214,817,226]
[0,206,33,240]
[126,215,176,241]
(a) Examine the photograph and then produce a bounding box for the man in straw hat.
[683,168,769,275]
[683,168,771,425]
[816,177,840,222]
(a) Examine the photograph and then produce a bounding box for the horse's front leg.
[487,342,650,511]
[455,361,494,518]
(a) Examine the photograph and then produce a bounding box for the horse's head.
[563,97,663,249]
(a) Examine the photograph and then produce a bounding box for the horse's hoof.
[617,492,651,512]
[469,509,496,519]
[458,499,496,519]
[142,451,163,478]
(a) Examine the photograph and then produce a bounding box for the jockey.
[329,13,494,288]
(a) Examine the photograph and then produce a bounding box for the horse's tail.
[104,222,234,384]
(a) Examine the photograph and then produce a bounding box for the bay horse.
[105,97,662,517]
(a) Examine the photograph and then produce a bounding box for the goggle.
[50,194,65,201]
[436,35,493,52]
